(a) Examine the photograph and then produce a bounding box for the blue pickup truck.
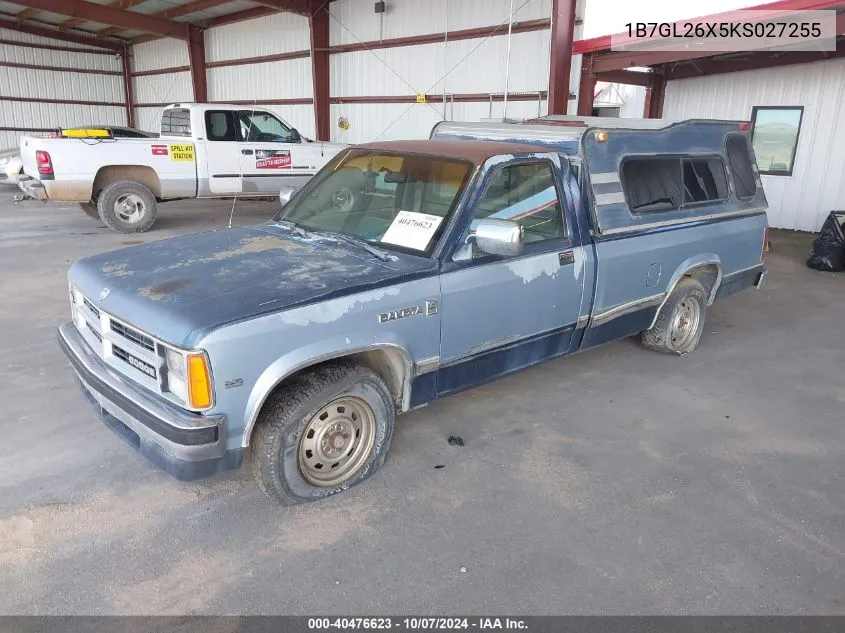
[58,117,768,504]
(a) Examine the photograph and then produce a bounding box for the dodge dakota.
[58,117,768,504]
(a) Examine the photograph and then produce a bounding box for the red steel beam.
[576,54,596,116]
[593,69,653,87]
[251,0,310,15]
[158,0,232,20]
[0,60,122,75]
[0,16,122,50]
[13,0,189,39]
[15,8,40,19]
[188,25,207,102]
[310,1,330,141]
[547,0,577,115]
[121,45,135,127]
[0,37,115,54]
[643,69,666,118]
[666,46,845,80]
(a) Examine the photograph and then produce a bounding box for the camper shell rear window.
[621,155,728,214]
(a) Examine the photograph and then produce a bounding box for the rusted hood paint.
[69,223,435,348]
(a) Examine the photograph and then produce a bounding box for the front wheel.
[641,277,707,355]
[249,360,395,505]
[96,180,158,233]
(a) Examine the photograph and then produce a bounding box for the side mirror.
[279,184,298,207]
[289,128,302,143]
[469,219,524,257]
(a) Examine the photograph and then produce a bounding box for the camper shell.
[431,115,768,236]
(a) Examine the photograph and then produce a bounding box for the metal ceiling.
[0,0,311,46]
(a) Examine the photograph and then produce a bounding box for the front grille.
[112,344,157,379]
[87,322,102,342]
[110,319,155,351]
[83,296,100,319]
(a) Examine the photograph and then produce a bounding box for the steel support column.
[643,69,665,119]
[188,25,207,103]
[576,53,595,116]
[310,1,330,141]
[121,45,135,127]
[547,0,577,115]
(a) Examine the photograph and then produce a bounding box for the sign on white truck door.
[204,110,243,194]
[236,110,313,193]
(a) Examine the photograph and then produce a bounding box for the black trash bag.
[807,211,845,272]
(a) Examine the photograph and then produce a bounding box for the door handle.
[558,250,575,265]
[241,149,253,155]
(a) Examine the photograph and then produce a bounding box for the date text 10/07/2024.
[307,618,528,630]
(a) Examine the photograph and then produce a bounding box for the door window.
[470,162,565,252]
[205,111,237,141]
[160,108,191,137]
[237,110,295,143]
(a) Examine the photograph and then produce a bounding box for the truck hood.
[68,224,435,348]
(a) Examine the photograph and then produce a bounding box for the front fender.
[241,331,414,448]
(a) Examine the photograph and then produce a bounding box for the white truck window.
[205,111,237,142]
[161,108,191,137]
[237,111,295,143]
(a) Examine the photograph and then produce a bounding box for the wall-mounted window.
[750,106,803,176]
[621,156,728,214]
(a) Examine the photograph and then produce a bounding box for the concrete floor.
[1,193,844,615]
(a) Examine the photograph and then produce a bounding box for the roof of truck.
[356,139,553,164]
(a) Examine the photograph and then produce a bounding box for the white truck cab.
[18,103,347,233]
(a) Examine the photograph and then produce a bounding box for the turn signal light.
[187,353,213,410]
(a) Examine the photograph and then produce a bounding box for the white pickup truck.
[18,103,346,233]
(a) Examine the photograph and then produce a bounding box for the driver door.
[236,109,312,193]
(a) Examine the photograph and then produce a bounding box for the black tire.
[641,277,708,355]
[78,202,99,219]
[249,360,395,505]
[96,180,157,233]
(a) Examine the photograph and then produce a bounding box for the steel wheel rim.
[114,193,145,224]
[298,396,376,487]
[670,297,701,350]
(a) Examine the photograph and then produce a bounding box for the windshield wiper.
[312,230,394,262]
[274,219,309,237]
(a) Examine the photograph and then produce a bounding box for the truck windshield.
[278,149,473,255]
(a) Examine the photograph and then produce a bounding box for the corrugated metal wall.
[663,59,845,232]
[0,26,125,149]
[204,13,316,139]
[328,0,553,143]
[131,39,193,134]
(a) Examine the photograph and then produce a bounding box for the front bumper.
[58,322,242,481]
[18,177,48,201]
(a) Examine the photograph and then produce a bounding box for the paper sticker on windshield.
[381,211,442,251]
[169,144,194,161]
[256,149,291,169]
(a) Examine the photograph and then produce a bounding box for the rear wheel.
[641,277,707,355]
[96,180,157,233]
[78,202,99,219]
[249,360,395,505]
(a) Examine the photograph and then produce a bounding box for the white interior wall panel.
[0,27,98,49]
[206,58,313,101]
[131,38,190,72]
[133,107,164,135]
[329,0,552,45]
[0,27,125,139]
[204,12,310,62]
[3,66,123,103]
[330,99,547,144]
[663,59,845,232]
[331,30,551,97]
[132,72,194,106]
[0,46,121,72]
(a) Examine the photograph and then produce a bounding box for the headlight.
[0,156,9,166]
[163,348,213,410]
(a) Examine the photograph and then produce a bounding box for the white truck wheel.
[96,180,158,233]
